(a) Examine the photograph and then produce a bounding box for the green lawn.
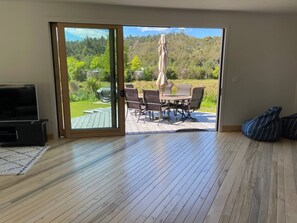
[70,101,111,118]
[200,100,217,113]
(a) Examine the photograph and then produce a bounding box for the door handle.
[119,89,125,97]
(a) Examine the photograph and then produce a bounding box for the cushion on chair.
[241,106,282,141]
[281,113,297,140]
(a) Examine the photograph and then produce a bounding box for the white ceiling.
[29,0,297,13]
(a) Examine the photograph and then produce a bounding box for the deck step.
[83,110,94,114]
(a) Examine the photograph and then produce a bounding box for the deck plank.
[71,107,216,133]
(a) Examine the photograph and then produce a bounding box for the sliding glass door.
[51,23,125,138]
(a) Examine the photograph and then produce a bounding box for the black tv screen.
[0,84,39,122]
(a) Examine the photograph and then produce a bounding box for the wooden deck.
[0,132,296,222]
[71,108,112,129]
[71,108,216,134]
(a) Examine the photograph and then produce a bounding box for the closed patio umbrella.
[156,34,168,95]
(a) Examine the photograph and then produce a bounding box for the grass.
[70,101,110,118]
[201,98,217,113]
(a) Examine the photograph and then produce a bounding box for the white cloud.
[138,27,170,32]
[65,28,108,39]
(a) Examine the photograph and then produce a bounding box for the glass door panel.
[51,23,124,138]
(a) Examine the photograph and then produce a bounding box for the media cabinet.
[0,120,47,146]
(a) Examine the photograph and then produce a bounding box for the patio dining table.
[138,93,191,105]
[138,93,191,101]
[138,93,192,120]
[160,94,192,102]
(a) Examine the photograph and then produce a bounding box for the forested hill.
[66,33,222,80]
[125,33,221,69]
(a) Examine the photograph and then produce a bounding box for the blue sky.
[65,26,222,41]
[123,27,222,38]
[65,28,108,41]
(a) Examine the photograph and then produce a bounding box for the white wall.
[0,1,297,136]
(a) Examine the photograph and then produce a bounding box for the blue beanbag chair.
[281,113,297,140]
[241,106,282,141]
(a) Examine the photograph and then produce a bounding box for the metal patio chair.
[142,89,170,124]
[177,87,205,121]
[124,88,145,122]
[125,83,134,88]
[176,84,192,96]
[163,83,173,94]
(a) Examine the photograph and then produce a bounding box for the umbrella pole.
[159,86,164,96]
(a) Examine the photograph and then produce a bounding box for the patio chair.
[124,88,145,122]
[142,89,170,124]
[177,87,205,121]
[163,83,173,94]
[125,83,134,88]
[176,84,192,96]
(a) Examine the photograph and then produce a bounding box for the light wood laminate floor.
[0,132,296,223]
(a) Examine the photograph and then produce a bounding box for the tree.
[123,44,130,70]
[66,36,107,58]
[90,56,100,70]
[98,42,111,81]
[212,66,220,79]
[67,56,86,81]
[131,55,142,71]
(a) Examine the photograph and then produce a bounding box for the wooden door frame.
[216,28,226,132]
[51,22,125,138]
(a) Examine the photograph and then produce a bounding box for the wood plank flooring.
[0,132,296,223]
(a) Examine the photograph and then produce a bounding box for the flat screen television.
[0,84,39,122]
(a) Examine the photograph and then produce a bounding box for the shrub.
[99,71,110,82]
[86,77,103,97]
[69,78,103,102]
[69,80,79,95]
[166,68,178,80]
[188,66,207,79]
[69,88,89,102]
[212,66,220,79]
[142,67,153,81]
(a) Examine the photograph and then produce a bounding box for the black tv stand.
[0,120,48,146]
